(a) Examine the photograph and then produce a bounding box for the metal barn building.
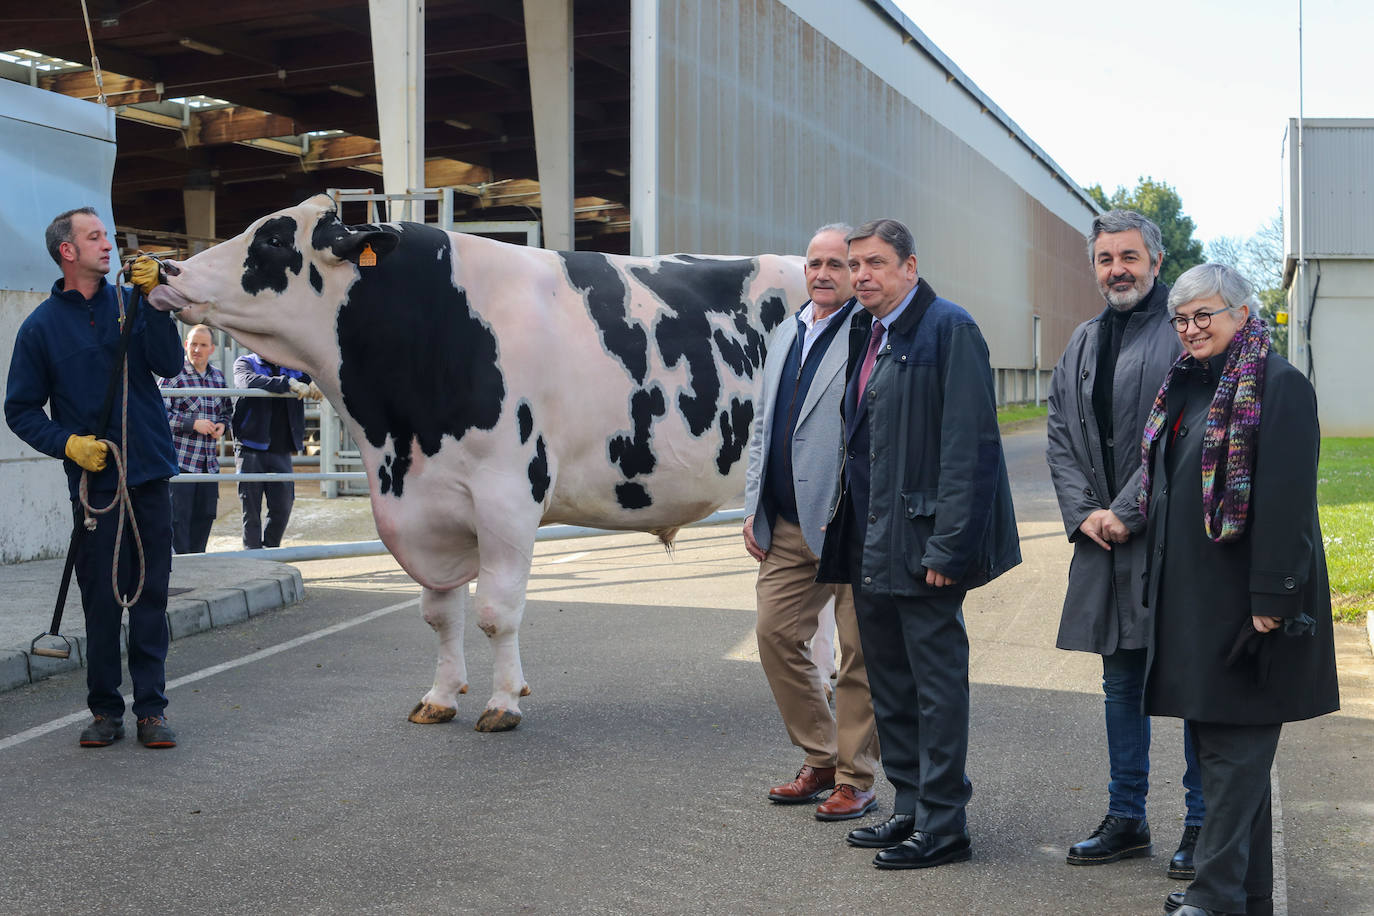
[1283,118,1374,436]
[1,0,1104,562]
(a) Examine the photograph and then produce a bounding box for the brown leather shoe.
[767,765,836,803]
[815,784,878,821]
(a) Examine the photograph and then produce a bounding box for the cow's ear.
[333,229,399,266]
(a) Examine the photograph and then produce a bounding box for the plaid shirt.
[159,361,231,473]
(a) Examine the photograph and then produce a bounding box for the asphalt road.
[1,424,1370,916]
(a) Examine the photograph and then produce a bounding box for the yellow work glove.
[65,434,108,472]
[129,256,161,296]
[287,378,310,399]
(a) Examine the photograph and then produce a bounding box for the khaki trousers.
[755,517,879,788]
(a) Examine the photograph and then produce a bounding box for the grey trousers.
[850,583,972,836]
[1185,720,1281,915]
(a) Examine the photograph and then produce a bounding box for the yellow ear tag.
[358,243,377,267]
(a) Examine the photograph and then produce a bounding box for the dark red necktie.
[856,320,885,400]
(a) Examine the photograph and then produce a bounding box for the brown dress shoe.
[815,784,878,821]
[767,765,836,803]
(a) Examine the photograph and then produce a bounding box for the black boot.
[1169,824,1201,879]
[1066,814,1152,865]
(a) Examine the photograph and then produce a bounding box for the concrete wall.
[637,0,1102,372]
[0,80,117,562]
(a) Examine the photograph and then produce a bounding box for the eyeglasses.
[1170,306,1231,332]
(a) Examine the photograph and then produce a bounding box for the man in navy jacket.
[5,207,183,749]
[232,352,319,548]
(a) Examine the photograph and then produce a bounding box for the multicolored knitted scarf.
[1138,315,1270,543]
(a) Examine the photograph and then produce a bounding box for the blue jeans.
[1103,648,1205,825]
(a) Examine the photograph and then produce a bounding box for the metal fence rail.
[201,508,748,562]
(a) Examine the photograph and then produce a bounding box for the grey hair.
[1086,209,1165,265]
[812,222,853,240]
[46,206,100,265]
[846,218,916,262]
[1167,263,1254,316]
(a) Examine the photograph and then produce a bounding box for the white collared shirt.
[797,300,846,365]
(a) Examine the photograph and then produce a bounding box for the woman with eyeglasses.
[1138,262,1339,916]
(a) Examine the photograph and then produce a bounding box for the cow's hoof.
[474,708,522,732]
[408,701,457,724]
[519,684,531,697]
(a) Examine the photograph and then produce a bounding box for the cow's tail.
[650,527,679,554]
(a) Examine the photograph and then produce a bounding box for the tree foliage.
[1084,177,1205,286]
[1205,212,1288,353]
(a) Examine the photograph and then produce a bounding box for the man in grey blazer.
[743,224,880,821]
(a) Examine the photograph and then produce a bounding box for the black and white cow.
[148,195,805,730]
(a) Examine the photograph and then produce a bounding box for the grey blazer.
[744,300,858,556]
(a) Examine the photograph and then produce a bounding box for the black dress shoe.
[1066,814,1152,865]
[1169,824,1201,879]
[873,830,972,870]
[845,813,916,848]
[1165,889,1266,916]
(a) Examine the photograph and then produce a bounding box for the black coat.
[1141,352,1339,725]
[1046,282,1180,654]
[816,279,1020,593]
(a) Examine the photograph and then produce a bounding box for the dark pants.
[171,479,219,554]
[237,448,294,548]
[850,578,973,836]
[72,481,172,720]
[1185,720,1281,915]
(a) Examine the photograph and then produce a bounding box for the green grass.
[1318,438,1374,623]
[997,402,1049,427]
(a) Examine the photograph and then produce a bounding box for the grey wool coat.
[1046,282,1181,654]
[744,300,858,556]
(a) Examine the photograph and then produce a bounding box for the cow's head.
[149,195,398,364]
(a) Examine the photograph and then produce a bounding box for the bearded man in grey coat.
[1046,210,1205,879]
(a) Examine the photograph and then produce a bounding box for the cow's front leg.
[408,585,470,724]
[809,596,839,702]
[471,552,533,733]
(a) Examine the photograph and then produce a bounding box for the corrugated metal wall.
[1288,120,1374,259]
[650,0,1102,369]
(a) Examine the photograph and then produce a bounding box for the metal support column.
[368,0,426,221]
[523,0,575,251]
[629,0,659,256]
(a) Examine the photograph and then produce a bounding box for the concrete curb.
[0,566,303,694]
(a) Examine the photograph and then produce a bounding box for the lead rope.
[78,0,108,106]
[76,277,147,611]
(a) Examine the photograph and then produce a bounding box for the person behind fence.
[1046,209,1206,878]
[232,352,321,549]
[4,207,181,749]
[743,223,881,822]
[160,325,230,554]
[816,218,1020,870]
[1139,263,1338,916]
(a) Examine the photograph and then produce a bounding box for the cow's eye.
[267,237,283,248]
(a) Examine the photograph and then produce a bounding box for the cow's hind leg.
[409,585,470,724]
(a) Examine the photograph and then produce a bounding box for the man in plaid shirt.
[160,325,231,553]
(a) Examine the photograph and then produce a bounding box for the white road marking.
[0,597,417,753]
[1272,762,1289,916]
[544,551,588,565]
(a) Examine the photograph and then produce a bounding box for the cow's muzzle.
[146,285,193,313]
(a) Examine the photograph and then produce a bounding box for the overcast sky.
[892,0,1373,244]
